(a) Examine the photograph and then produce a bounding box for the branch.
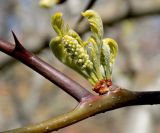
[1,33,160,133]
[2,85,160,133]
[0,32,93,102]
[0,37,50,71]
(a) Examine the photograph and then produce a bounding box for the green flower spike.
[50,10,118,95]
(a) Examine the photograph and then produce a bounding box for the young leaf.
[82,10,103,39]
[51,12,64,36]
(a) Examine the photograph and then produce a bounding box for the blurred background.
[0,0,160,133]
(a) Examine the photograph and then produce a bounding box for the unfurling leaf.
[51,12,65,36]
[82,10,103,39]
[102,38,118,79]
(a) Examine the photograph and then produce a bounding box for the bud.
[50,10,118,95]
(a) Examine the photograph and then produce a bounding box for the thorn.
[11,30,24,51]
[11,30,21,45]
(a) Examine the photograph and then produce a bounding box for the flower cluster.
[50,10,118,94]
[62,35,93,70]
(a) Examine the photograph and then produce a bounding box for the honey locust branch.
[1,33,160,133]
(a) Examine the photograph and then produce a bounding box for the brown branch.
[1,2,160,133]
[2,85,160,133]
[0,32,93,102]
[0,37,50,71]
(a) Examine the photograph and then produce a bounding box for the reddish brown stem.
[0,32,93,102]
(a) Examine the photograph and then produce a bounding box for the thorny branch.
[0,37,50,71]
[0,32,93,102]
[0,32,160,133]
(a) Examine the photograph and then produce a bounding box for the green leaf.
[82,10,103,40]
[87,37,103,80]
[101,41,111,79]
[82,10,104,61]
[51,12,64,36]
[102,38,118,79]
[103,38,118,66]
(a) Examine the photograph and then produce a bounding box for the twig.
[0,37,50,71]
[0,32,93,102]
[2,86,160,133]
